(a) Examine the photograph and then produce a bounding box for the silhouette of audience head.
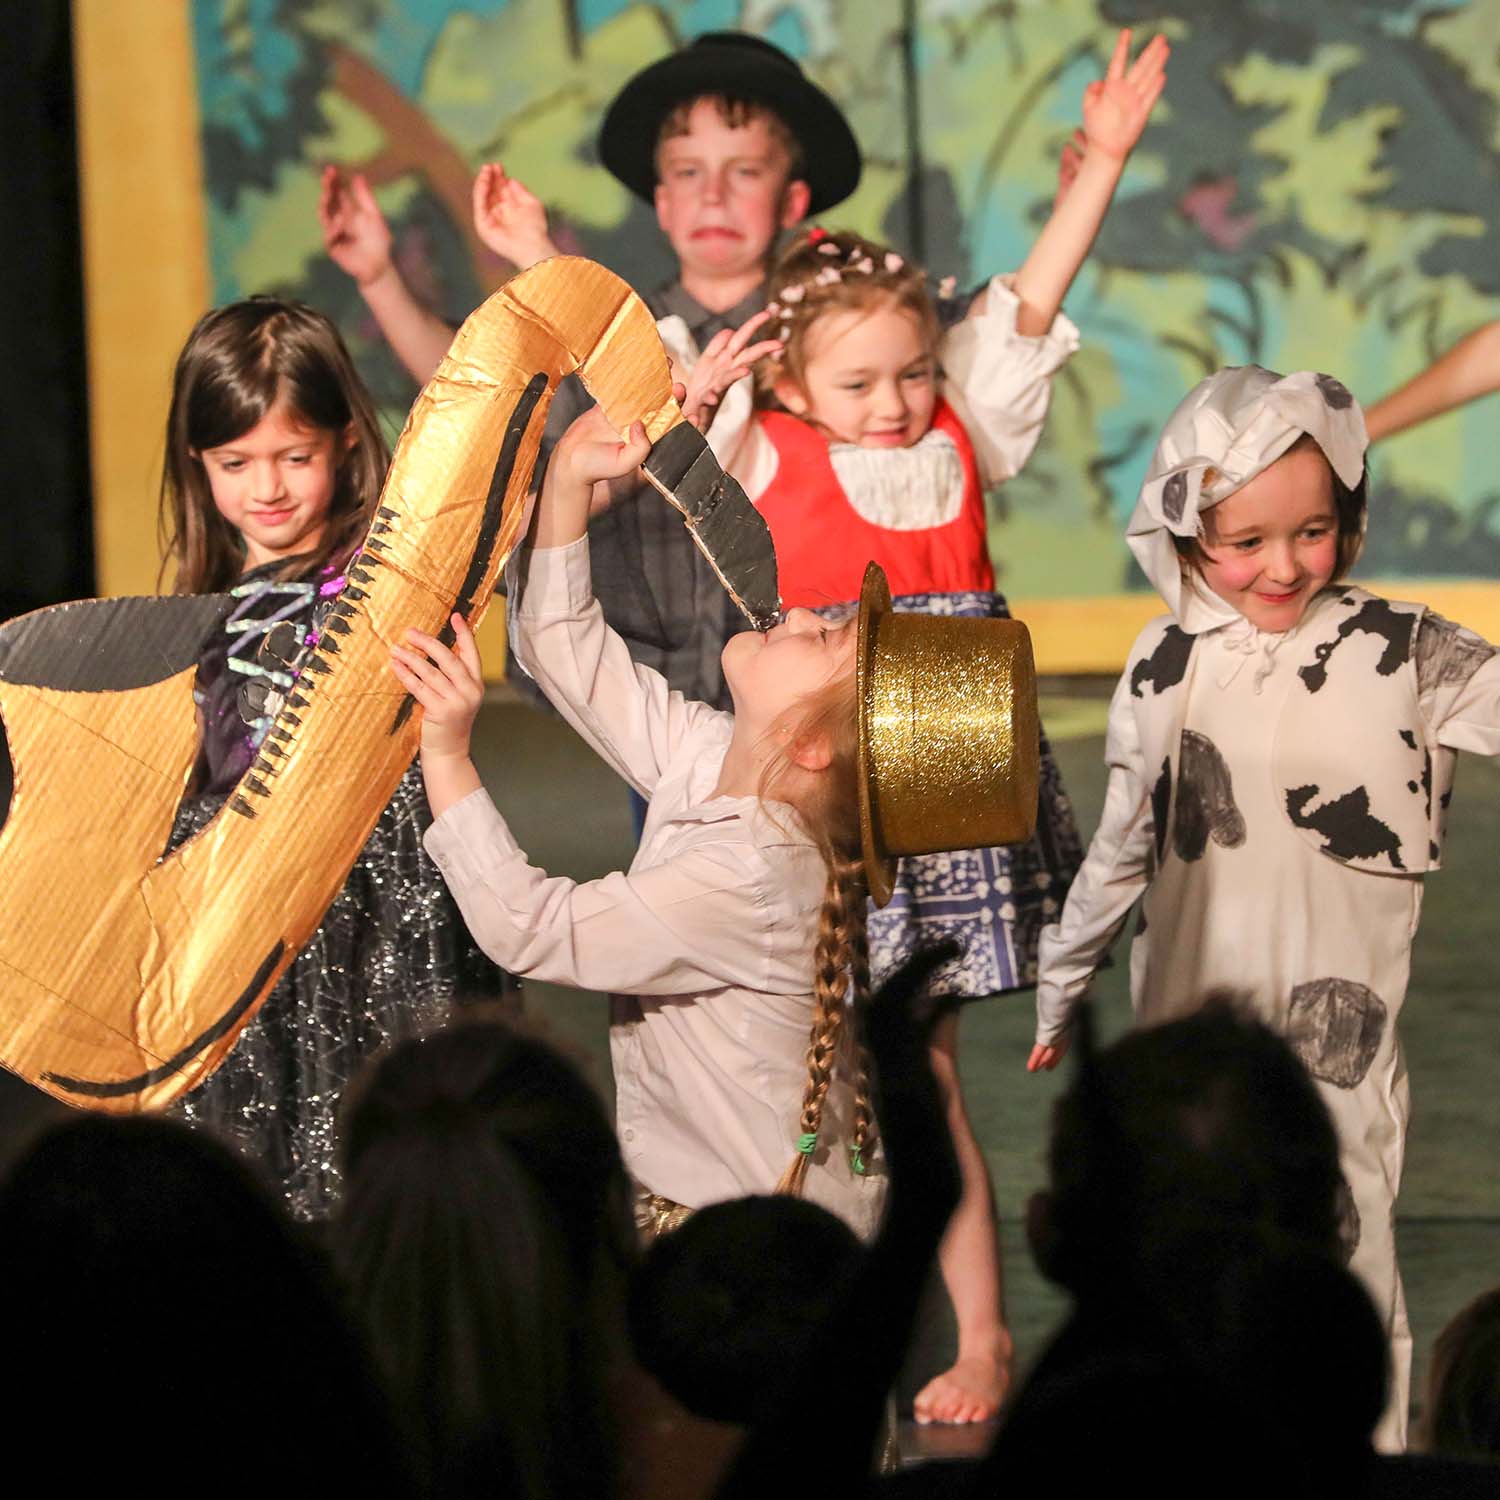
[1032,997,1346,1298]
[334,1019,633,1500]
[629,1194,863,1423]
[995,1000,1385,1496]
[0,1113,404,1489]
[1426,1286,1500,1460]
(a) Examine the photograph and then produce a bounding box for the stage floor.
[0,679,1491,1438]
[472,680,1500,1435]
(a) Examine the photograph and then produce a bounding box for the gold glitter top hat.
[856,562,1041,908]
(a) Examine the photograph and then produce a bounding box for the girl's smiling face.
[775,301,937,449]
[1196,444,1341,633]
[194,400,348,569]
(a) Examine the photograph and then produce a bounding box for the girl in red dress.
[679,28,1168,1422]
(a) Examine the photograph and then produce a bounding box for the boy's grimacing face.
[654,100,811,280]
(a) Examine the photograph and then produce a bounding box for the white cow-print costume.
[1035,366,1500,1450]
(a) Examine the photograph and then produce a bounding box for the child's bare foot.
[912,1351,1009,1425]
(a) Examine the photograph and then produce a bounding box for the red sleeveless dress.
[753,400,994,608]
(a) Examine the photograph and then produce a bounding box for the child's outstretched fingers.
[471,161,557,268]
[319,168,393,286]
[680,310,782,431]
[1084,28,1169,162]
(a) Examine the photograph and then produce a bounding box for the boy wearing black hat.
[320,31,857,707]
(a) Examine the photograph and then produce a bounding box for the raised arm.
[1364,323,1500,442]
[510,407,726,792]
[1004,29,1168,337]
[424,791,794,993]
[391,604,788,993]
[318,166,455,385]
[942,274,1081,488]
[470,163,562,270]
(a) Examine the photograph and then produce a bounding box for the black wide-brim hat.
[599,31,861,215]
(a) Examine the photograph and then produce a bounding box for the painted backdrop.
[190,0,1500,618]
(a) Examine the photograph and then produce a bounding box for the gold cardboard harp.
[0,257,779,1113]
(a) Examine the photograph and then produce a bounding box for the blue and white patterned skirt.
[819,589,1083,1000]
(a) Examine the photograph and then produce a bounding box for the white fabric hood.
[1125,366,1368,633]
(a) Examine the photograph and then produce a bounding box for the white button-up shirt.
[424,538,883,1236]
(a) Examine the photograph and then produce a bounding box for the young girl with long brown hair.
[159,297,507,1220]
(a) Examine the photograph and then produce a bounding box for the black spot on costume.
[1152,757,1172,864]
[1298,598,1413,693]
[1162,470,1188,523]
[1287,977,1387,1089]
[1131,625,1194,699]
[1335,1178,1361,1263]
[1286,784,1405,871]
[1315,373,1355,409]
[1173,730,1246,862]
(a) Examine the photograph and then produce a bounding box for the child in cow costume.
[1031,364,1500,1448]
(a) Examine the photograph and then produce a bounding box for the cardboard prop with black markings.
[0,257,779,1112]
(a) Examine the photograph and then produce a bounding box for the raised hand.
[318,166,394,287]
[555,405,653,487]
[471,163,560,270]
[1082,29,1169,162]
[680,310,783,432]
[390,614,485,762]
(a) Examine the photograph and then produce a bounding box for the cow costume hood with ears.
[1125,365,1369,635]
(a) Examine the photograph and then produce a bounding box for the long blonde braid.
[845,892,876,1176]
[759,655,878,1197]
[775,851,870,1195]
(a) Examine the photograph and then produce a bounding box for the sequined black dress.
[168,560,511,1220]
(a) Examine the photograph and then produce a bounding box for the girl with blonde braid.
[391,396,1034,1419]
[673,26,1167,1424]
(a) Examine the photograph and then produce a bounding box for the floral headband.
[765,226,955,344]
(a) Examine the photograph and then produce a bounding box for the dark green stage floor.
[0,683,1489,1429]
[472,683,1500,1428]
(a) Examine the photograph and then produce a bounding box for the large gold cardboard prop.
[0,257,778,1112]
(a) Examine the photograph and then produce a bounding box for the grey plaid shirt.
[530,281,764,710]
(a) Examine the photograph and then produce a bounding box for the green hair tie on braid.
[849,1147,866,1176]
[797,1132,818,1155]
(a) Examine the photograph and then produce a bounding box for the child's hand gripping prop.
[0,257,779,1111]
